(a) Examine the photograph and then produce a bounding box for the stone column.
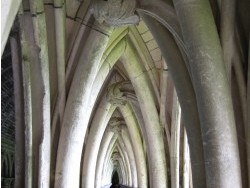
[29,3,51,187]
[54,0,66,128]
[220,0,236,78]
[172,0,242,187]
[183,129,190,188]
[121,38,168,188]
[170,91,181,188]
[54,23,112,188]
[20,33,33,188]
[81,96,116,188]
[10,34,25,188]
[52,25,126,146]
[141,13,206,188]
[159,66,171,149]
[19,3,51,186]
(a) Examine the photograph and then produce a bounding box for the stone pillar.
[19,4,52,185]
[29,4,52,187]
[141,13,206,188]
[10,34,25,188]
[172,0,242,187]
[121,38,168,188]
[81,96,115,188]
[54,23,112,188]
[220,0,236,78]
[54,0,66,128]
[183,129,190,188]
[20,36,33,188]
[170,91,181,188]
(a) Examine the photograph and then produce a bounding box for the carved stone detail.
[92,0,139,27]
[108,117,125,134]
[111,152,120,160]
[107,81,135,106]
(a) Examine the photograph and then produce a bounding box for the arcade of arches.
[1,0,250,188]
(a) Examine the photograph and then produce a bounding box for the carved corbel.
[92,0,140,27]
[108,117,125,134]
[111,151,121,161]
[107,81,135,106]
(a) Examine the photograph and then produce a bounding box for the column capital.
[107,81,135,106]
[108,117,125,134]
[92,0,139,27]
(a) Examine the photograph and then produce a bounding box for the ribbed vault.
[1,0,250,188]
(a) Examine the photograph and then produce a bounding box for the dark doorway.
[112,171,119,184]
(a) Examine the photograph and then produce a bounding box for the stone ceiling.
[136,20,163,70]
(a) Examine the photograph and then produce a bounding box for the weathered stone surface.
[2,0,250,188]
[111,152,121,160]
[93,0,139,27]
[107,81,134,106]
[108,117,125,134]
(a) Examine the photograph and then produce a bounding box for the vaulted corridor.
[1,0,250,188]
